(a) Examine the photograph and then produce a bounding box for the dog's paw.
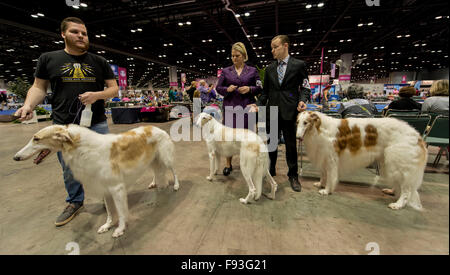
[112,228,125,238]
[173,183,179,191]
[319,189,329,196]
[313,182,322,188]
[97,223,112,234]
[388,203,402,210]
[148,182,156,189]
[206,176,213,181]
[239,198,248,204]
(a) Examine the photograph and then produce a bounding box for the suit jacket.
[257,56,309,121]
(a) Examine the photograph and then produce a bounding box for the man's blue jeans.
[56,121,109,204]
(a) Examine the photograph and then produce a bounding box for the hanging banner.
[169,66,178,87]
[339,53,353,82]
[320,47,324,74]
[181,73,186,91]
[330,63,336,78]
[339,75,351,81]
[118,67,127,88]
[309,75,330,85]
[401,75,407,84]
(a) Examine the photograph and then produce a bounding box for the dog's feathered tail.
[152,130,180,190]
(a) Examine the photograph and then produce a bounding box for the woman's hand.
[238,86,250,94]
[247,104,258,112]
[227,85,237,92]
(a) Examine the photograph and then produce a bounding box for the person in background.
[207,84,217,103]
[186,81,197,102]
[216,42,262,176]
[422,79,449,115]
[168,87,177,102]
[0,92,7,110]
[386,86,422,111]
[338,85,378,117]
[175,89,182,101]
[14,17,118,227]
[122,94,130,102]
[199,80,210,104]
[321,84,331,110]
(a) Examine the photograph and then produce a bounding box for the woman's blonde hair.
[430,79,449,96]
[231,42,248,62]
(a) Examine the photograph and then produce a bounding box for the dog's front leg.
[314,169,327,189]
[214,153,220,175]
[97,197,113,234]
[109,184,129,238]
[388,185,409,210]
[206,151,216,181]
[319,165,338,196]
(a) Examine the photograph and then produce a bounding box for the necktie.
[278,61,286,85]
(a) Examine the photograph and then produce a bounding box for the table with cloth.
[111,105,174,124]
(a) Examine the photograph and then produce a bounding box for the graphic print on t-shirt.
[61,63,96,82]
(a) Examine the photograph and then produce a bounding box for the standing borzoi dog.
[195,112,277,204]
[296,111,427,210]
[14,124,179,237]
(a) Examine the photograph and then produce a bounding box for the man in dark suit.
[252,35,309,192]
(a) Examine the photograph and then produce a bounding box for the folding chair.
[324,113,342,119]
[384,109,420,117]
[387,113,431,136]
[423,115,449,167]
[344,113,374,118]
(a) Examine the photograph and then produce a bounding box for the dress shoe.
[288,176,302,192]
[223,165,232,176]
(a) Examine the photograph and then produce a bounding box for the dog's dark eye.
[303,122,307,125]
[33,137,40,141]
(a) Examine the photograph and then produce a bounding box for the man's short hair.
[398,86,416,97]
[347,85,364,99]
[272,35,290,46]
[61,17,85,33]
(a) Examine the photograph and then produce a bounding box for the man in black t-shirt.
[15,17,118,227]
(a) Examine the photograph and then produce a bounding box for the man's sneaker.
[55,202,83,227]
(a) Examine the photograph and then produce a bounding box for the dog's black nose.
[13,156,21,161]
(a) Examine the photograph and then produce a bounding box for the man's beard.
[66,37,89,52]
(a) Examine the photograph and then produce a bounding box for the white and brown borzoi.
[14,124,179,237]
[296,111,427,210]
[195,112,277,204]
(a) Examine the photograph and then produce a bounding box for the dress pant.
[267,115,298,178]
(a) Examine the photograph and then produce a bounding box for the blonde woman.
[422,79,449,115]
[216,42,262,176]
[186,81,197,102]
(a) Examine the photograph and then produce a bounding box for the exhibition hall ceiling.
[0,0,448,88]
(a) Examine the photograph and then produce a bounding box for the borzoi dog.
[296,111,427,210]
[14,124,179,237]
[195,112,277,204]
